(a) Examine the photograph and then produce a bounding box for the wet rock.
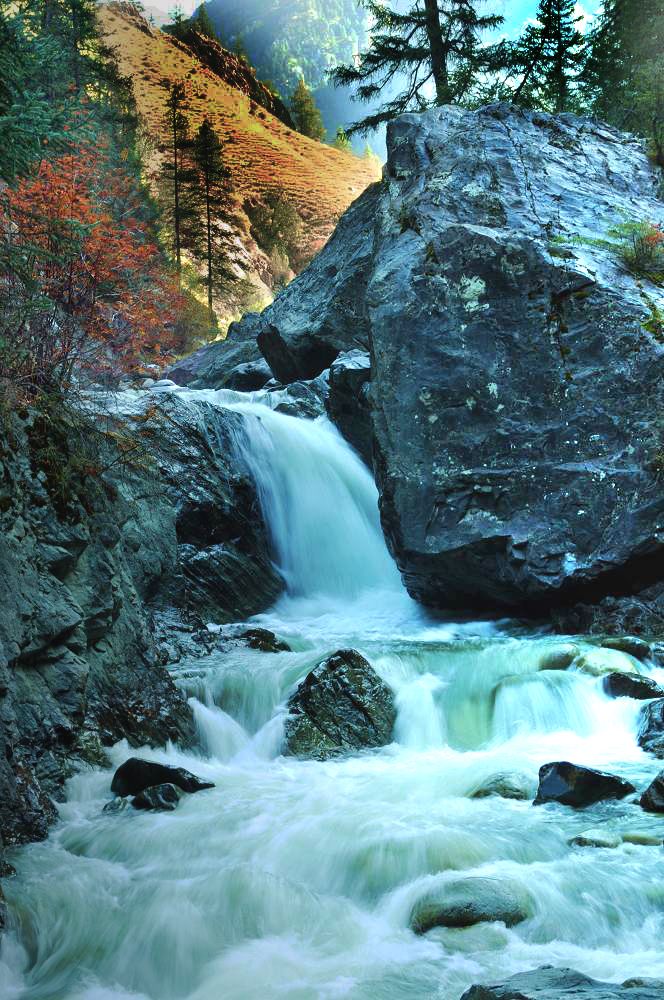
[238,628,291,653]
[326,350,373,465]
[621,830,663,846]
[538,646,578,671]
[640,771,664,813]
[534,762,636,808]
[283,649,396,760]
[460,966,664,999]
[572,648,640,678]
[603,673,664,701]
[110,758,214,797]
[102,797,131,815]
[167,313,264,388]
[224,359,272,391]
[600,637,652,662]
[569,827,621,848]
[470,773,531,801]
[410,877,532,934]
[131,783,181,812]
[637,700,664,758]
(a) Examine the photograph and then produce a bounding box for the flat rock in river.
[460,966,664,999]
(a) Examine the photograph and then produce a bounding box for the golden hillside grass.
[98,3,380,257]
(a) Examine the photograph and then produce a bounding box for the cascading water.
[2,393,664,1000]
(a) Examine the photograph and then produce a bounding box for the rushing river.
[2,401,664,1000]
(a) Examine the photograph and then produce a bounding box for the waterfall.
[228,403,402,600]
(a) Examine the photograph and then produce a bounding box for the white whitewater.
[2,398,664,1000]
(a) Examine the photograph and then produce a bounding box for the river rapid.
[2,398,664,1000]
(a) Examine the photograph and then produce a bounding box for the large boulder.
[410,877,532,934]
[368,105,664,612]
[461,966,664,999]
[534,762,635,807]
[283,649,396,760]
[637,700,664,757]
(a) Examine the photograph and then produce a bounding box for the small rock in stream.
[569,828,621,849]
[534,762,635,808]
[283,649,396,760]
[132,783,181,812]
[600,637,652,662]
[238,628,291,653]
[640,771,664,813]
[110,757,214,797]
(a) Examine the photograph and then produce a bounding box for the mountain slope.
[97,2,380,324]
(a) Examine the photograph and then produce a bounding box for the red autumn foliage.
[1,142,185,393]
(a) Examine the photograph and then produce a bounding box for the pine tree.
[289,78,326,141]
[165,5,187,40]
[160,82,197,275]
[189,118,234,318]
[509,0,585,113]
[582,0,664,163]
[330,1,504,135]
[192,3,217,41]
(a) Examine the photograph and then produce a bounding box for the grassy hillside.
[98,2,380,325]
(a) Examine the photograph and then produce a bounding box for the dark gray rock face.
[640,771,664,813]
[368,105,664,612]
[410,877,532,934]
[232,103,664,614]
[283,649,396,760]
[460,966,664,999]
[110,757,214,797]
[326,350,373,465]
[131,783,181,811]
[637,700,664,757]
[0,392,279,854]
[603,673,664,700]
[534,762,636,807]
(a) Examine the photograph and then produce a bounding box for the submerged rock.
[534,762,635,808]
[110,758,214,798]
[572,648,641,678]
[410,877,532,934]
[283,649,396,760]
[460,966,664,999]
[569,828,621,849]
[640,772,664,813]
[470,773,532,801]
[637,700,664,758]
[603,673,664,701]
[131,783,181,812]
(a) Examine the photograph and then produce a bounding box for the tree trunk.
[423,0,451,105]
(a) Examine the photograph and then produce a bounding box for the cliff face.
[0,392,281,860]
[192,103,664,622]
[97,3,380,321]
